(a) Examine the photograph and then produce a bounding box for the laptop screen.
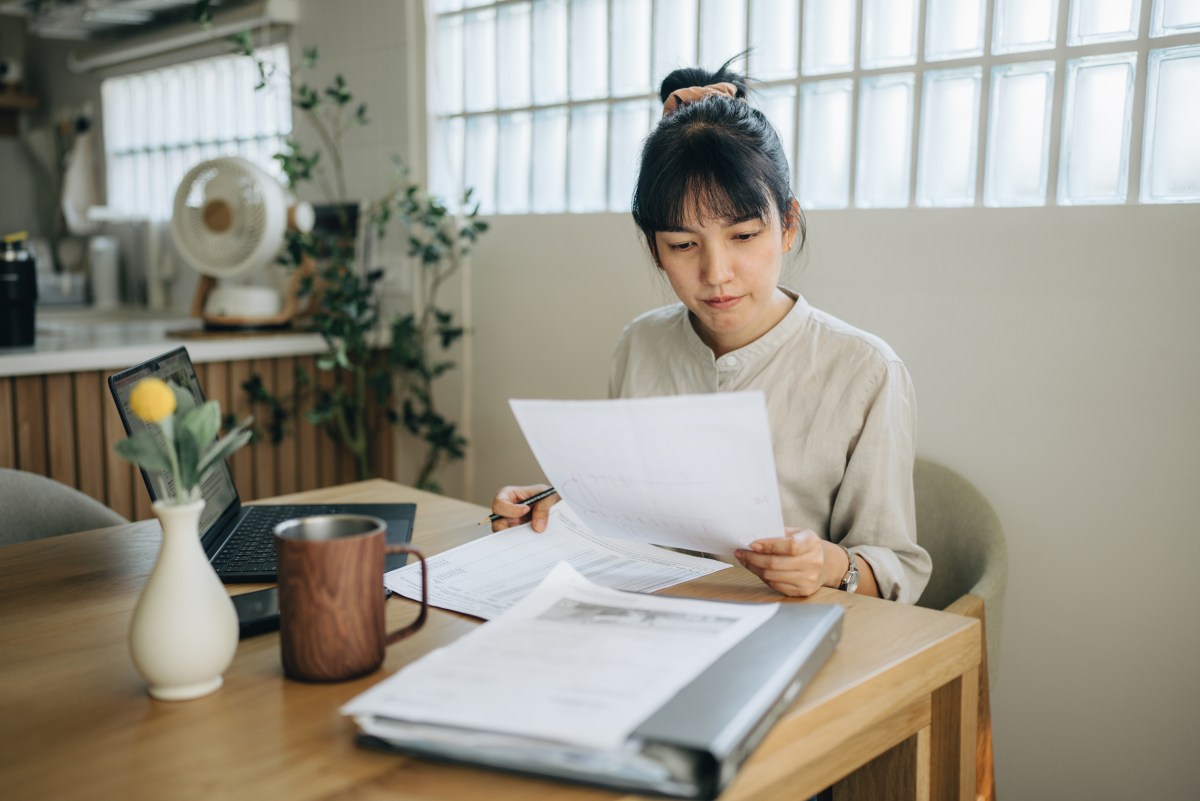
[109,347,239,534]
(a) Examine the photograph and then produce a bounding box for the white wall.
[466,206,1200,800]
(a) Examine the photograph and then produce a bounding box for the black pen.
[481,487,559,524]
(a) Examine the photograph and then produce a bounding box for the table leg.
[833,726,931,801]
[930,666,979,801]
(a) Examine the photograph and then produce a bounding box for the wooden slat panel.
[102,370,134,521]
[274,356,298,495]
[0,376,14,468]
[14,375,47,475]
[73,372,107,504]
[227,359,254,499]
[251,358,278,499]
[297,356,320,491]
[339,368,357,483]
[45,373,77,487]
[316,362,338,491]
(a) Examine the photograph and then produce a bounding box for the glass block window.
[102,44,291,221]
[429,0,1200,213]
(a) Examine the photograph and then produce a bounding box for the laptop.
[108,346,416,583]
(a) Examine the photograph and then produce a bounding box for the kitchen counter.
[0,307,327,377]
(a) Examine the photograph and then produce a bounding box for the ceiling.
[0,0,250,40]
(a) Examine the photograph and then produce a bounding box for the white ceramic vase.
[129,499,239,700]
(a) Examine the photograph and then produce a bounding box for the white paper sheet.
[386,501,729,620]
[510,393,786,555]
[345,562,779,751]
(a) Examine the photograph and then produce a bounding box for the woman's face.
[653,197,800,357]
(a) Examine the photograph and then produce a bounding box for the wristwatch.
[836,543,859,594]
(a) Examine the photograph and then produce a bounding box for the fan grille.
[171,158,286,278]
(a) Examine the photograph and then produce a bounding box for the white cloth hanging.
[61,129,100,236]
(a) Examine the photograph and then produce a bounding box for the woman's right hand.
[491,484,559,532]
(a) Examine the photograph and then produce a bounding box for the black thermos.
[1,235,37,348]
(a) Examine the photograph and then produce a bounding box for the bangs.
[633,122,778,232]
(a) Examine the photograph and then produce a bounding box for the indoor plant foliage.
[226,30,487,492]
[114,377,252,701]
[116,377,254,503]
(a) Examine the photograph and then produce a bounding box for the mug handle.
[384,545,428,644]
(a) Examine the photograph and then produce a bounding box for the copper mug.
[274,515,428,682]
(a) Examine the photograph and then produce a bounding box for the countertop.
[0,307,328,378]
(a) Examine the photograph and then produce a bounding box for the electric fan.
[170,157,314,330]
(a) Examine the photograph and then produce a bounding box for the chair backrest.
[0,468,128,546]
[913,457,1008,680]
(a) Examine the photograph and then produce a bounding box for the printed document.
[345,562,779,751]
[386,501,729,620]
[510,393,785,554]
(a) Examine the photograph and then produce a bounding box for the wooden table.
[0,480,980,801]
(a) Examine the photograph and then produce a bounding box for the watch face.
[844,571,860,594]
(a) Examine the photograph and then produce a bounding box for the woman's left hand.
[736,528,831,597]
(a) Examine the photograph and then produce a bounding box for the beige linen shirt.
[608,290,932,603]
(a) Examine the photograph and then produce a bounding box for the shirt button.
[721,355,738,368]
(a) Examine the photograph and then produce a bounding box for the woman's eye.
[668,241,694,252]
[734,230,760,242]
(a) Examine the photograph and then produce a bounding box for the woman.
[492,61,931,604]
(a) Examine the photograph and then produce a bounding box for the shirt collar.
[677,287,812,370]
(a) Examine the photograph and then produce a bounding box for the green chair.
[0,468,128,546]
[914,457,1007,801]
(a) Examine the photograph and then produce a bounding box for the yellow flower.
[129,378,176,424]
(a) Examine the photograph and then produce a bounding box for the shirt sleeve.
[829,359,931,604]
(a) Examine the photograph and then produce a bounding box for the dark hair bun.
[658,55,749,103]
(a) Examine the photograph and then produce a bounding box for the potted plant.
[114,377,253,699]
[226,30,487,492]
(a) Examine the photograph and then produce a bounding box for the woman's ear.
[782,198,801,251]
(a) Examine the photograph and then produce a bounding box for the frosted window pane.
[926,0,984,61]
[533,0,568,104]
[571,0,608,100]
[757,86,796,181]
[861,0,917,69]
[798,79,853,208]
[431,117,465,210]
[993,0,1059,54]
[610,99,654,211]
[856,74,914,208]
[464,10,496,112]
[917,68,981,207]
[498,112,533,214]
[433,0,463,11]
[985,62,1054,206]
[1141,45,1200,201]
[465,115,498,213]
[1068,0,1140,44]
[654,0,698,82]
[612,0,652,96]
[1151,0,1200,34]
[749,0,799,79]
[701,0,747,67]
[1059,54,1135,204]
[102,46,290,219]
[532,108,568,212]
[435,16,464,114]
[498,3,531,109]
[569,104,608,212]
[802,0,856,76]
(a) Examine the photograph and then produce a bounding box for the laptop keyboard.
[212,505,360,576]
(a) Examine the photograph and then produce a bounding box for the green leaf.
[195,417,254,480]
[114,431,172,474]
[179,401,221,451]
